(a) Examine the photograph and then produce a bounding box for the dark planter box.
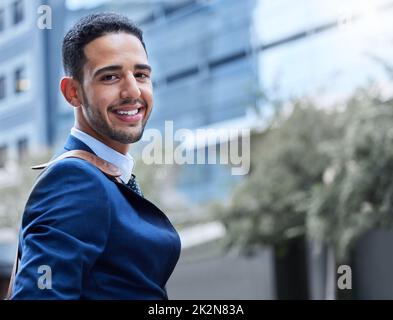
[274,235,309,299]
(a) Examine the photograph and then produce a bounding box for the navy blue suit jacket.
[11,135,181,299]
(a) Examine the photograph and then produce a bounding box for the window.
[0,76,5,100]
[0,145,7,169]
[17,137,28,163]
[166,67,199,84]
[14,66,29,93]
[12,0,24,25]
[0,8,5,32]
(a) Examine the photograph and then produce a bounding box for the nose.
[120,72,141,100]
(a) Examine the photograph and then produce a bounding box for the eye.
[101,74,118,82]
[135,73,149,79]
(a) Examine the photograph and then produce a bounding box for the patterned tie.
[126,174,144,197]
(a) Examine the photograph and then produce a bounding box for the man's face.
[77,32,153,150]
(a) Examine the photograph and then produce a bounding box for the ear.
[60,77,83,107]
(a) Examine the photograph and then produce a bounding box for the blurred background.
[1,0,393,300]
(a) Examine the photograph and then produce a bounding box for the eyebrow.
[135,64,152,72]
[93,64,152,78]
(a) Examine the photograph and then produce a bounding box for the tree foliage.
[309,87,393,260]
[0,152,50,229]
[218,86,393,261]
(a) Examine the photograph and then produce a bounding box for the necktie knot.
[127,174,143,197]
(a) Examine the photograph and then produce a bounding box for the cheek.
[143,86,153,107]
[100,98,112,112]
[88,86,116,110]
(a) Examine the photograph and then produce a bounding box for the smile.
[116,109,138,116]
[111,107,144,123]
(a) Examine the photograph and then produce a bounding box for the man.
[10,13,181,299]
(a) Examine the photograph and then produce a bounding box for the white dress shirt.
[70,127,134,183]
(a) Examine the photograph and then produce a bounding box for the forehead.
[83,32,148,74]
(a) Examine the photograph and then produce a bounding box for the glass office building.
[0,0,65,185]
[255,0,393,104]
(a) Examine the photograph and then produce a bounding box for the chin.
[117,129,143,144]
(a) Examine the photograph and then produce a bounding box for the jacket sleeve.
[11,158,112,300]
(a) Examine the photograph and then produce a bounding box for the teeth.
[116,109,138,116]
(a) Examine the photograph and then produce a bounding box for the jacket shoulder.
[23,156,113,232]
[27,156,114,210]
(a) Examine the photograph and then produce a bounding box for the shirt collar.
[70,127,134,183]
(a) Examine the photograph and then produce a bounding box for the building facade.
[0,0,65,182]
[138,0,258,202]
[254,0,393,105]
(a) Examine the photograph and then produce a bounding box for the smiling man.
[9,13,181,300]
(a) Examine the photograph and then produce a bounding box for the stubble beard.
[82,91,147,144]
